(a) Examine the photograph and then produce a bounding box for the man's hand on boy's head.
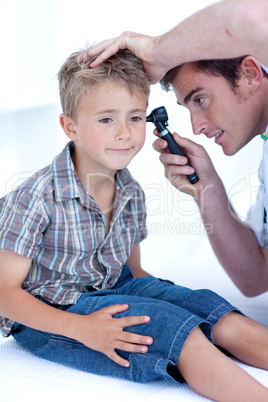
[75,304,153,368]
[81,32,167,84]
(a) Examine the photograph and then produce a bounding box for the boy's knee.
[212,311,242,345]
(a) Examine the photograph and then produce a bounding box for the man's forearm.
[196,180,268,296]
[154,0,268,69]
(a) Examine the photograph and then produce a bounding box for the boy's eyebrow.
[130,108,147,114]
[94,109,116,115]
[94,108,147,115]
[177,87,204,105]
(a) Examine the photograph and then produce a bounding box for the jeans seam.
[83,295,101,315]
[128,278,161,297]
[206,303,234,324]
[167,315,201,361]
[128,352,159,382]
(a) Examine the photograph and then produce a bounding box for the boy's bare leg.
[213,311,268,369]
[177,326,268,402]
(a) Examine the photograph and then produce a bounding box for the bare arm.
[153,134,268,296]
[85,0,268,83]
[0,249,153,366]
[126,243,150,277]
[196,173,268,297]
[155,0,268,69]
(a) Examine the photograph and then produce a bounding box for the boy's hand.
[76,304,153,367]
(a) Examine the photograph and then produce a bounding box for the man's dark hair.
[160,56,268,92]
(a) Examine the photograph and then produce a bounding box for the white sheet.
[1,251,268,402]
[1,337,268,402]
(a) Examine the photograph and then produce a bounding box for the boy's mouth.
[109,148,132,152]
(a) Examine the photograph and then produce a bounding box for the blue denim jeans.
[11,265,240,384]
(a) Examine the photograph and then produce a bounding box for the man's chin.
[222,148,236,156]
[221,142,241,157]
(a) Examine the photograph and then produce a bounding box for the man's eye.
[196,97,205,106]
[99,118,112,124]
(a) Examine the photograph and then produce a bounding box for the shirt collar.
[52,141,80,202]
[52,141,139,204]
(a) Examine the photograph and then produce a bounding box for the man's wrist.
[195,177,226,212]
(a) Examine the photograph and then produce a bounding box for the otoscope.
[146,106,199,184]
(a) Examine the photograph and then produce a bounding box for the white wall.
[0,0,263,286]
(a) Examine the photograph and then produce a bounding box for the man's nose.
[191,114,208,135]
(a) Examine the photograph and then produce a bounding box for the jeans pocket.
[156,277,175,285]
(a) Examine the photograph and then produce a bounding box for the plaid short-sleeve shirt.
[0,142,147,336]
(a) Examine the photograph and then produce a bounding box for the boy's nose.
[116,122,131,140]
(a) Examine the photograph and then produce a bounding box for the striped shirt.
[0,142,147,336]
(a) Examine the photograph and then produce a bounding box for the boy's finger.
[102,304,129,315]
[114,340,150,354]
[106,349,130,368]
[117,314,151,327]
[120,331,153,347]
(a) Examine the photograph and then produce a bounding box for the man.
[155,55,268,297]
[84,0,268,296]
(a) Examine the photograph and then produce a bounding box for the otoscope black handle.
[162,132,186,157]
[162,131,199,184]
[146,105,199,184]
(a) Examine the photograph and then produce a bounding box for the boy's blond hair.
[58,49,150,122]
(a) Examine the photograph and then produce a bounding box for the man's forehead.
[173,77,205,106]
[173,65,215,105]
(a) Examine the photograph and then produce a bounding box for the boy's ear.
[240,56,263,90]
[59,114,77,141]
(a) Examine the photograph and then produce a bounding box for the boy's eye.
[130,116,142,122]
[99,118,112,124]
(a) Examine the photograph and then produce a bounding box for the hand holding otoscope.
[146,106,199,184]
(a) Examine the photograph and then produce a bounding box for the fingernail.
[144,316,150,322]
[141,346,148,353]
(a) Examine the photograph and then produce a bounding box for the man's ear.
[59,114,77,141]
[240,56,263,90]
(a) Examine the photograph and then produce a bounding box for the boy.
[0,49,268,401]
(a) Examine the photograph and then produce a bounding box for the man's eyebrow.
[183,87,204,105]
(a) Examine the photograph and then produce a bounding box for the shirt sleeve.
[246,141,268,249]
[134,183,148,244]
[0,190,50,258]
